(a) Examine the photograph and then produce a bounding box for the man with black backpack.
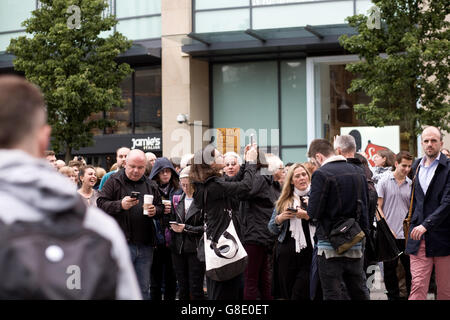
[0,75,141,299]
[307,138,370,300]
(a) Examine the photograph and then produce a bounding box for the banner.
[340,126,400,167]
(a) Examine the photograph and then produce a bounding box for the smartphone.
[169,221,179,225]
[130,191,140,199]
[287,207,297,212]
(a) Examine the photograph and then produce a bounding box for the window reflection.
[135,67,162,133]
[105,75,132,134]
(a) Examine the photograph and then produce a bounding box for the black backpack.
[0,199,118,299]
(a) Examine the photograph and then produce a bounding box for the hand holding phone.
[287,207,297,213]
[130,191,140,199]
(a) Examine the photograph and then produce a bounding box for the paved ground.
[369,266,435,300]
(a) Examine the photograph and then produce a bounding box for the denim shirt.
[268,208,289,243]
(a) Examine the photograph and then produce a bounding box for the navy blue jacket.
[307,158,370,241]
[406,156,450,257]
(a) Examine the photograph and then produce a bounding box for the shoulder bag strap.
[406,165,420,221]
[355,172,363,221]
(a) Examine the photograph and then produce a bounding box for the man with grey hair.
[223,151,242,178]
[0,75,141,299]
[335,134,378,276]
[334,135,357,158]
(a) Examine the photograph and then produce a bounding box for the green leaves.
[339,0,449,155]
[7,0,132,157]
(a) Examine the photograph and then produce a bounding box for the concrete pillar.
[161,0,210,159]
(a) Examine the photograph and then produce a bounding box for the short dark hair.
[0,75,46,148]
[395,151,413,164]
[307,139,335,159]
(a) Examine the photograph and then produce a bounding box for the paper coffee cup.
[143,194,153,215]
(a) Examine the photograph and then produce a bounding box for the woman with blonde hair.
[268,163,315,300]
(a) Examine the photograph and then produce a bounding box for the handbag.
[403,165,420,244]
[329,217,365,254]
[199,189,248,282]
[375,209,402,262]
[328,174,366,254]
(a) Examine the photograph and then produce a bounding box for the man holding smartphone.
[98,149,164,300]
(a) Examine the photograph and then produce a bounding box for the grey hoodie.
[0,149,141,300]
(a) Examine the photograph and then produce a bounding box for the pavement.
[368,265,435,300]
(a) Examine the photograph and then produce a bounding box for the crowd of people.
[1,75,449,301]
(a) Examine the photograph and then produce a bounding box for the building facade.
[0,0,437,167]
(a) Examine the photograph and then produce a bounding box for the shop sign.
[131,137,161,151]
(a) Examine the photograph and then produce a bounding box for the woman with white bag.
[189,143,258,300]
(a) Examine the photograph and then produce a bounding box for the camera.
[176,113,188,124]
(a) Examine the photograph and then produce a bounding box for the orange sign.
[365,141,388,167]
[216,128,240,154]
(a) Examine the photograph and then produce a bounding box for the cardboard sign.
[216,128,240,154]
[340,125,400,167]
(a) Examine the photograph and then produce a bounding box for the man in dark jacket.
[307,139,370,300]
[149,157,183,300]
[97,149,164,300]
[334,135,378,268]
[407,126,450,300]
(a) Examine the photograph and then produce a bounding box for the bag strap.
[406,164,420,222]
[355,172,363,221]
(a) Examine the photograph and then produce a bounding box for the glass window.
[116,16,161,40]
[0,31,26,52]
[314,63,369,140]
[134,67,162,134]
[196,0,249,10]
[281,60,307,146]
[196,9,249,33]
[115,0,161,18]
[253,1,354,29]
[281,147,308,164]
[88,112,104,136]
[213,61,278,147]
[106,75,132,134]
[0,0,35,31]
[252,0,308,5]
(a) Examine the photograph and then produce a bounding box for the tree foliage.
[340,0,449,155]
[7,0,133,161]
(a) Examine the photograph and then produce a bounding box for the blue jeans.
[129,244,154,300]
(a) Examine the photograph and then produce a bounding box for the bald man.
[406,126,450,300]
[98,147,130,191]
[97,149,164,300]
